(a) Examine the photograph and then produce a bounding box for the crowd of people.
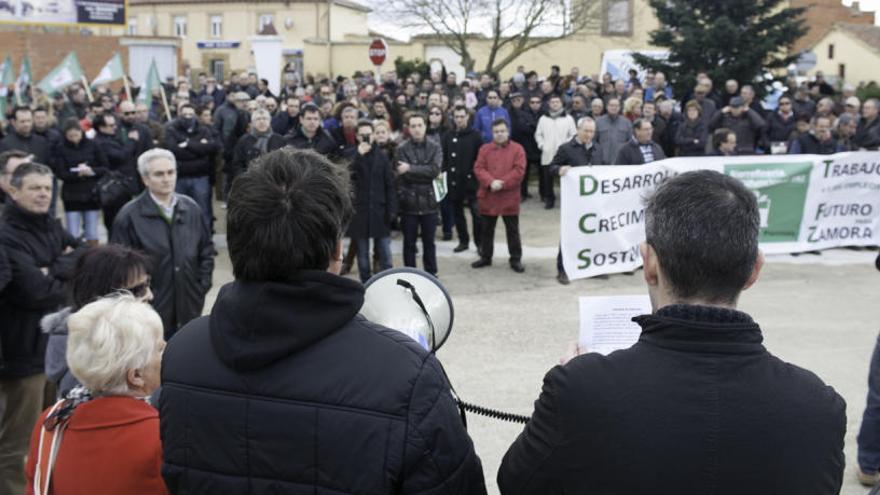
[0,62,878,494]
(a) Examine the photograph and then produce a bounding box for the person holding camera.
[346,119,397,283]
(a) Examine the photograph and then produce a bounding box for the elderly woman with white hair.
[25,295,168,495]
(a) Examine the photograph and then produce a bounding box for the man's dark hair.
[632,118,651,131]
[645,170,759,304]
[33,106,49,115]
[12,106,31,120]
[491,118,509,129]
[178,103,196,114]
[89,101,104,110]
[713,128,735,148]
[227,149,353,280]
[71,245,153,310]
[407,112,426,126]
[92,113,115,130]
[10,162,53,189]
[61,117,81,134]
[0,150,30,173]
[300,103,320,116]
[356,119,373,131]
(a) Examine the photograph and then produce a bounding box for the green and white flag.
[0,56,14,87]
[137,59,161,109]
[37,52,85,95]
[91,53,124,87]
[0,56,13,117]
[16,56,32,101]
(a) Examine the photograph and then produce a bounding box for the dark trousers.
[451,195,481,249]
[402,213,438,275]
[541,166,556,204]
[521,161,539,198]
[440,197,455,238]
[480,214,522,263]
[859,331,880,471]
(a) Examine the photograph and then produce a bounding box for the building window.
[127,16,137,35]
[174,15,188,37]
[838,63,846,80]
[258,14,274,33]
[828,43,834,60]
[602,0,632,36]
[210,15,222,38]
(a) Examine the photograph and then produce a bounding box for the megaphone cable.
[397,278,531,426]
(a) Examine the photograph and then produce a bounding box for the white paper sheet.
[578,295,652,355]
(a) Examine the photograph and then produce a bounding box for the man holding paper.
[498,170,845,494]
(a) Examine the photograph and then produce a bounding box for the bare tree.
[383,0,601,75]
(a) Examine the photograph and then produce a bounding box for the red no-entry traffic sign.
[369,38,387,66]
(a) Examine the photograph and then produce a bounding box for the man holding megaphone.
[158,148,487,494]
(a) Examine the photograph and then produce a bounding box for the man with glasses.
[111,149,214,340]
[473,89,511,143]
[764,96,797,154]
[118,101,154,160]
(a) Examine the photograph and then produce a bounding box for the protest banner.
[560,152,880,280]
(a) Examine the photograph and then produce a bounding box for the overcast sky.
[369,0,880,38]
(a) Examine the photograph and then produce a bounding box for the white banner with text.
[560,152,880,280]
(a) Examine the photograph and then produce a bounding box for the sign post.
[369,38,387,83]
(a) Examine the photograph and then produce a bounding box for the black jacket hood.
[209,270,365,371]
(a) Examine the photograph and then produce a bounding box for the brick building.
[0,29,181,91]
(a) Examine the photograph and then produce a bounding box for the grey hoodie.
[41,307,79,397]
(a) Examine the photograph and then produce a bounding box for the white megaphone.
[359,268,454,352]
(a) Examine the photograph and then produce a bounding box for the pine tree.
[632,0,807,98]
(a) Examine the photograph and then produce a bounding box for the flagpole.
[123,76,132,102]
[14,88,21,106]
[81,76,94,102]
[159,84,172,123]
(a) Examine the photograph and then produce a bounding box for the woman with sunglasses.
[42,244,154,398]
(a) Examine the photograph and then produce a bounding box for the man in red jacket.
[471,118,526,273]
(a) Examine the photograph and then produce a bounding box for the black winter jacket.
[213,102,248,160]
[119,120,155,161]
[284,127,338,157]
[675,119,709,156]
[159,272,487,494]
[709,109,766,154]
[229,132,286,176]
[396,138,442,215]
[95,130,139,180]
[346,145,397,239]
[613,139,666,165]
[855,116,880,150]
[764,111,797,146]
[441,127,482,201]
[498,305,846,495]
[111,193,214,338]
[0,131,51,164]
[164,120,222,178]
[509,107,541,163]
[548,138,603,177]
[0,204,80,377]
[53,138,109,210]
[271,111,300,137]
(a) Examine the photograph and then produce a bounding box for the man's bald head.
[120,100,138,124]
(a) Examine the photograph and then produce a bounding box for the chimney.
[851,1,862,16]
